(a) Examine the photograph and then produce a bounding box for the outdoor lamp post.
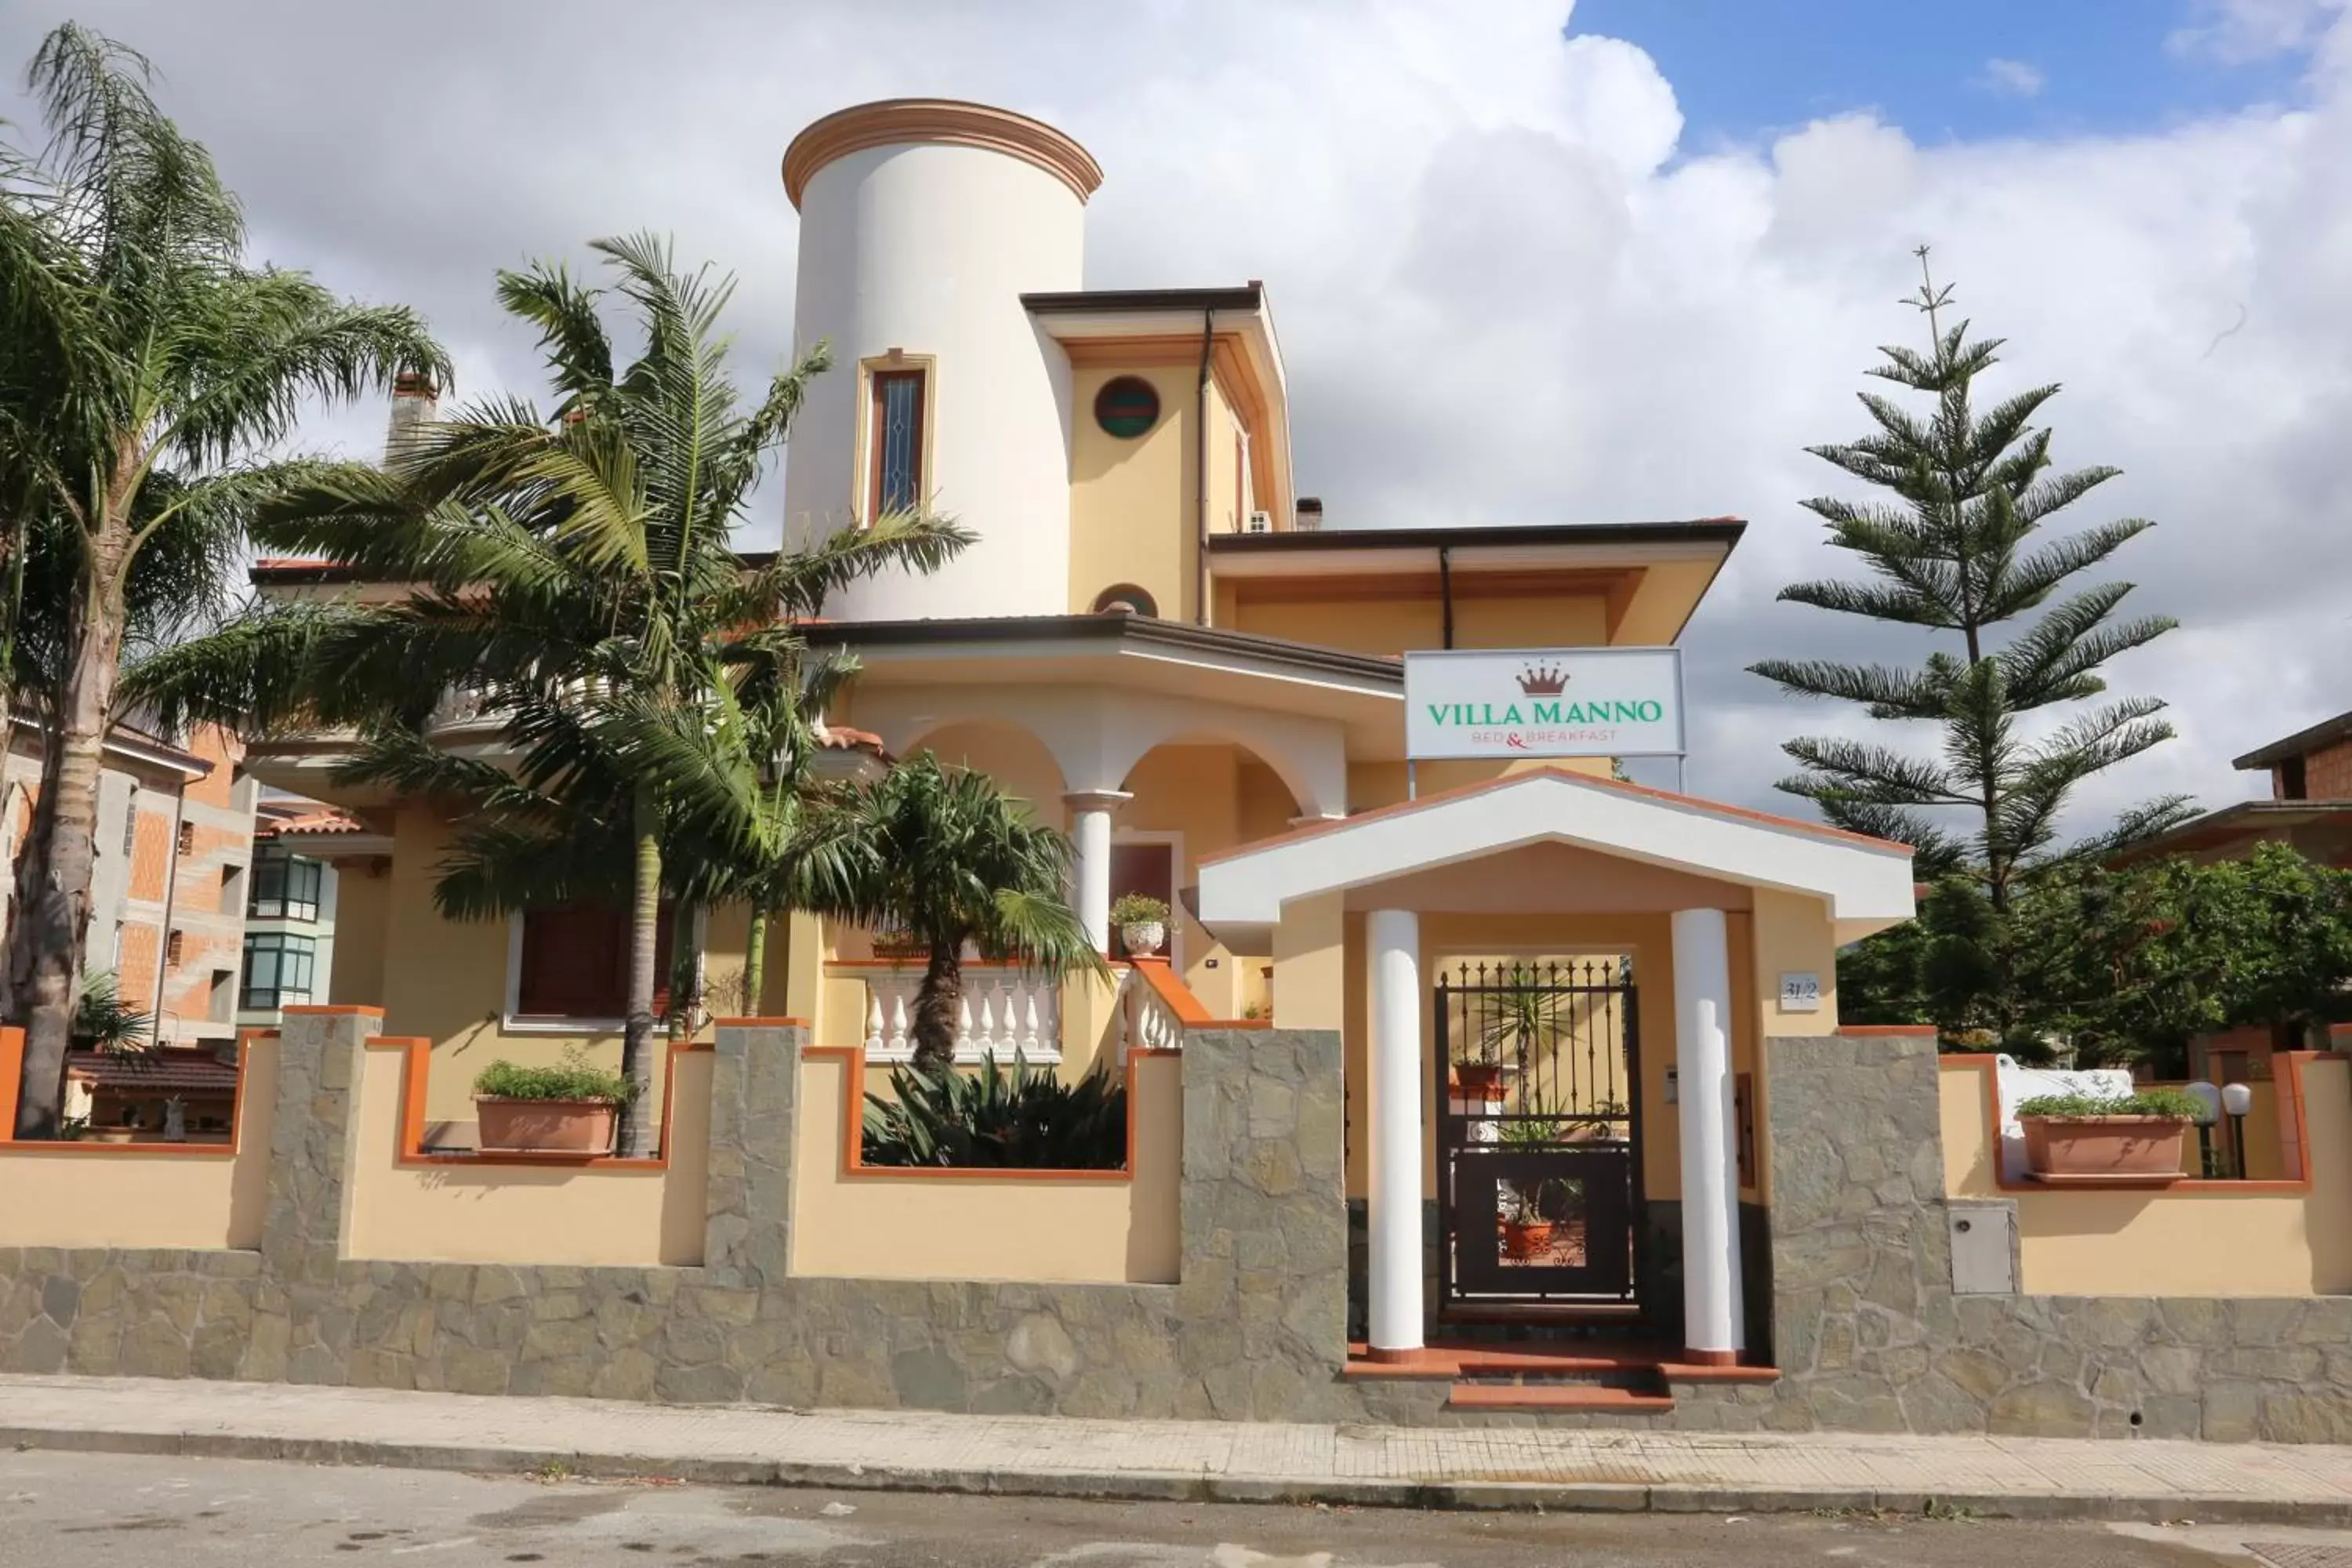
[2185,1081,2221,1178]
[2221,1081,2255,1180]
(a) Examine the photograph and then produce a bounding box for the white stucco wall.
[782,141,1084,621]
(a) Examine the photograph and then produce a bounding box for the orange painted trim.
[0,1025,22,1132]
[1840,1024,1939,1037]
[0,1023,267,1160]
[826,1042,1169,1184]
[710,1017,809,1029]
[282,1004,386,1018]
[1127,958,1213,1025]
[389,1036,697,1171]
[1678,1346,1740,1367]
[1200,1018,1274,1030]
[1947,1051,2323,1197]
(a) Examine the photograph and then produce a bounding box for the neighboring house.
[4,719,258,1049]
[233,794,355,1031]
[60,1045,240,1142]
[2114,706,2352,1084]
[2118,706,2352,869]
[235,99,1916,1367]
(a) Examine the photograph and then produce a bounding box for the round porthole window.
[1094,376,1161,438]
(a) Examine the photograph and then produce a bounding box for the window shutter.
[518,903,678,1018]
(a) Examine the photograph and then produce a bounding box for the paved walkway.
[8,1374,2352,1523]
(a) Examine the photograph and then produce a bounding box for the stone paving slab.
[8,1373,2352,1525]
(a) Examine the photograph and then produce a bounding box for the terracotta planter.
[1452,1064,1507,1102]
[475,1097,619,1155]
[1501,1219,1553,1260]
[2020,1115,2190,1178]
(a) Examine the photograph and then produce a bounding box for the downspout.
[1193,307,1214,626]
[1439,543,1455,649]
[152,779,188,1048]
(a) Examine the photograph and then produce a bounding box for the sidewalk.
[9,1373,2352,1525]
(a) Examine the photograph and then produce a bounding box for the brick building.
[2122,706,2352,869]
[3,720,261,1049]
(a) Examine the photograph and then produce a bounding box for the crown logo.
[1515,662,1569,696]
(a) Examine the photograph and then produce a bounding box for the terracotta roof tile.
[66,1049,241,1094]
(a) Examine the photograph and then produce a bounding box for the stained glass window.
[869,369,926,518]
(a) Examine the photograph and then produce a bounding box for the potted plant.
[1111,892,1170,958]
[473,1048,635,1154]
[1498,1178,1557,1260]
[2013,1087,2201,1180]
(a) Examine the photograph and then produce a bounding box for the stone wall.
[1761,1030,2352,1443]
[12,1014,2352,1439]
[0,1014,1367,1423]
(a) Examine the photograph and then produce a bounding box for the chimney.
[1294,496,1324,532]
[383,372,438,468]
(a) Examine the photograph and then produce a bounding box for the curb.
[9,1423,2352,1526]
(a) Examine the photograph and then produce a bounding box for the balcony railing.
[849,961,1062,1065]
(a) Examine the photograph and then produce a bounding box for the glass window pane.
[873,372,923,516]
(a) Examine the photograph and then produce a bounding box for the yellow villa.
[239,96,1918,1373]
[16,100,2343,1438]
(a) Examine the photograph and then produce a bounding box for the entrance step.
[1446,1381,1675,1414]
[1345,1338,1776,1415]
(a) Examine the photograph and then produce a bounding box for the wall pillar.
[1062,789,1132,953]
[1671,906,1745,1363]
[1366,907,1424,1356]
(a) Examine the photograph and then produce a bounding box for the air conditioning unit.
[1245,510,1273,534]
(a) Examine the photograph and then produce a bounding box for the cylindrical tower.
[779,99,1102,622]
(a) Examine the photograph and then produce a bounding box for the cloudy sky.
[4,0,2347,833]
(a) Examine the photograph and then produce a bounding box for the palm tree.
[131,235,967,1152]
[0,24,448,1136]
[825,754,1105,1072]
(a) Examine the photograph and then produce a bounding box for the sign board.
[1403,647,1685,761]
[1777,971,1823,1013]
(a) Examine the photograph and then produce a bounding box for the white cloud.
[1976,57,2048,97]
[2169,0,2347,61]
[5,0,2350,845]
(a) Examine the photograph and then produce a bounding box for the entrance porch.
[1196,768,1917,1372]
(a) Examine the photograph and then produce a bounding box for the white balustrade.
[1114,964,1189,1063]
[849,964,1062,1065]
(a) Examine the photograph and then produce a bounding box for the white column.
[1671,906,1745,1362]
[1062,790,1131,953]
[1367,907,1425,1356]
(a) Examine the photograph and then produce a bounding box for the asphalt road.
[0,1448,2329,1568]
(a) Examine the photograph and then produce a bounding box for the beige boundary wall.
[1940,1051,2352,1296]
[343,1035,714,1268]
[791,1045,1182,1283]
[0,1026,278,1250]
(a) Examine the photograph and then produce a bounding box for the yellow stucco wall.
[0,1035,278,1250]
[377,805,753,1128]
[1067,363,1198,622]
[343,1044,710,1267]
[789,1050,1181,1283]
[1940,1054,2352,1296]
[1226,590,1610,660]
[328,862,391,1009]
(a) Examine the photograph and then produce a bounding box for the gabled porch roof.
[1194,767,1917,949]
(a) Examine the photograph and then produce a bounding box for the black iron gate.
[1436,958,1642,1308]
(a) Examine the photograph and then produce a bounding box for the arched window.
[1092,584,1158,618]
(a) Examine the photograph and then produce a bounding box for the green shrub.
[1109,892,1169,927]
[861,1054,1127,1170]
[2013,1087,2201,1121]
[473,1047,634,1104]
